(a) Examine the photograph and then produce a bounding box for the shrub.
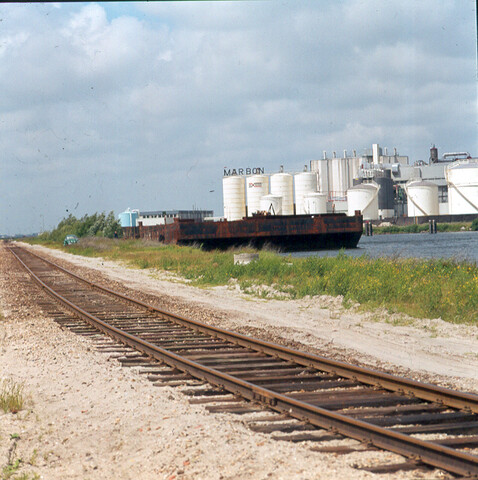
[34,212,122,242]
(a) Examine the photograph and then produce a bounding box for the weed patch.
[385,316,416,327]
[0,379,25,413]
[1,433,39,480]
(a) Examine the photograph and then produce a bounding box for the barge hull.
[124,212,363,251]
[178,232,362,251]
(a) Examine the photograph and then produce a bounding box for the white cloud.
[0,0,476,234]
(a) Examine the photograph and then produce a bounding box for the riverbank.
[23,237,478,325]
[371,220,476,235]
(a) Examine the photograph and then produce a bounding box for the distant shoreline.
[370,221,475,235]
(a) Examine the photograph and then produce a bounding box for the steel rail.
[9,246,478,477]
[15,245,478,414]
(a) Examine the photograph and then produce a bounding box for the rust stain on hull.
[123,212,363,251]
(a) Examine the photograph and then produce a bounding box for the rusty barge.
[122,211,363,251]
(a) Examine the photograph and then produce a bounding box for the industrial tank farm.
[309,143,478,223]
[122,164,363,251]
[222,168,323,221]
[120,143,478,245]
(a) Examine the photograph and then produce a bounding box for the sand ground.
[1,241,476,479]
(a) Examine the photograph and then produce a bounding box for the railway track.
[8,244,478,478]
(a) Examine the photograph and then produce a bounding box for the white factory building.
[118,209,214,227]
[222,144,478,223]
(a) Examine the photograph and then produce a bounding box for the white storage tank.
[223,176,246,221]
[270,173,293,215]
[349,156,362,188]
[260,195,282,215]
[304,193,327,214]
[405,180,439,217]
[294,171,317,214]
[310,159,329,195]
[246,174,269,216]
[330,157,348,198]
[347,182,380,220]
[446,160,478,214]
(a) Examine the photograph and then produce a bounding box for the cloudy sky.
[1,1,476,235]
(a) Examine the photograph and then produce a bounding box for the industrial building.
[119,209,213,228]
[331,144,478,222]
[221,143,477,224]
[120,143,477,236]
[221,145,411,222]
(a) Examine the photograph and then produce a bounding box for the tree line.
[39,212,122,242]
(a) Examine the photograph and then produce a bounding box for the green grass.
[22,237,478,325]
[0,379,25,414]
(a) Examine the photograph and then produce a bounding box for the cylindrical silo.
[375,173,394,218]
[118,209,139,227]
[405,180,439,217]
[310,159,329,195]
[294,172,318,214]
[347,182,380,220]
[270,173,293,215]
[260,195,282,215]
[304,193,327,214]
[246,174,269,216]
[446,161,478,214]
[348,156,361,187]
[223,176,246,221]
[329,157,348,198]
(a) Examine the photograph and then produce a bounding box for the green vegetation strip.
[24,236,478,325]
[36,212,121,242]
[372,220,476,235]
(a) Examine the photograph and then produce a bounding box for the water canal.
[290,231,478,263]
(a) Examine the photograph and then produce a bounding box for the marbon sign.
[224,167,265,176]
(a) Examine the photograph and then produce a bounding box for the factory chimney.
[372,144,380,164]
[429,145,439,164]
